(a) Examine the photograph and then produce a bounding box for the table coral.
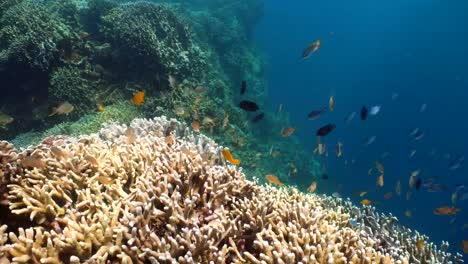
[0,116,462,263]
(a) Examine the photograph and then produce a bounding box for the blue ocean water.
[256,0,468,257]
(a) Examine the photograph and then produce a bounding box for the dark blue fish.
[307,107,327,120]
[316,123,336,137]
[252,112,264,123]
[321,173,329,180]
[415,178,422,190]
[239,100,259,112]
[360,106,368,120]
[240,80,247,95]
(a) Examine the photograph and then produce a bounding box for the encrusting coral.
[0,116,463,263]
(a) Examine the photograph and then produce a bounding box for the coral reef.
[0,116,462,263]
[100,1,207,81]
[0,0,74,70]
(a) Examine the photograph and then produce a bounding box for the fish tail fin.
[48,108,57,117]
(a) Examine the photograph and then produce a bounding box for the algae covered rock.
[100,1,206,80]
[0,0,74,70]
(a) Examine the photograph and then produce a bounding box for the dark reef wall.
[0,0,321,188]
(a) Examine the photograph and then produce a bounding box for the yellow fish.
[0,111,14,127]
[266,174,283,187]
[49,101,74,116]
[360,199,372,206]
[375,161,384,174]
[377,174,384,187]
[307,181,317,193]
[405,209,412,218]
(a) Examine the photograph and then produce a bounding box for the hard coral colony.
[0,116,463,263]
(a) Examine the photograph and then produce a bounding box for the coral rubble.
[0,117,462,263]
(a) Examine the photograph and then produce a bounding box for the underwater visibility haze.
[0,0,466,262]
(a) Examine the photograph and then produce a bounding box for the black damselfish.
[239,100,259,112]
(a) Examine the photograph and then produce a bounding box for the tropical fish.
[97,104,105,112]
[448,155,465,170]
[451,192,458,205]
[240,80,247,95]
[252,113,265,123]
[434,206,460,215]
[307,181,317,192]
[462,240,468,254]
[321,173,329,180]
[222,149,240,165]
[0,112,14,127]
[354,191,367,197]
[50,146,70,160]
[132,91,145,106]
[349,219,360,227]
[49,101,74,116]
[360,106,368,120]
[195,86,206,93]
[174,106,187,117]
[384,192,393,199]
[282,127,297,137]
[22,156,46,169]
[332,192,341,198]
[369,105,381,115]
[381,152,390,159]
[125,128,136,144]
[168,75,178,89]
[329,96,335,111]
[376,174,384,187]
[409,128,424,141]
[405,209,412,218]
[301,39,321,59]
[416,239,425,250]
[415,178,422,190]
[396,181,401,196]
[409,150,417,158]
[336,142,343,157]
[375,161,384,174]
[316,123,336,137]
[391,92,399,100]
[239,100,259,112]
[360,199,372,206]
[345,111,356,124]
[362,136,376,146]
[419,103,427,113]
[307,107,327,120]
[406,191,412,200]
[277,104,283,113]
[409,169,420,188]
[266,174,283,186]
[191,120,201,132]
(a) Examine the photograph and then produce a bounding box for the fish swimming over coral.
[316,123,336,137]
[239,100,259,112]
[132,91,145,106]
[307,107,327,120]
[49,101,74,116]
[0,111,14,128]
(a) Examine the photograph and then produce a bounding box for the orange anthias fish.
[360,199,372,206]
[395,181,401,196]
[417,239,425,250]
[434,206,461,215]
[462,240,468,254]
[222,149,240,165]
[97,104,105,112]
[307,181,317,193]
[191,120,201,132]
[266,174,283,187]
[281,127,297,137]
[132,91,145,106]
[375,161,384,174]
[384,192,393,199]
[336,142,343,157]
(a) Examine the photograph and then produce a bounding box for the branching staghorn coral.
[0,116,463,263]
